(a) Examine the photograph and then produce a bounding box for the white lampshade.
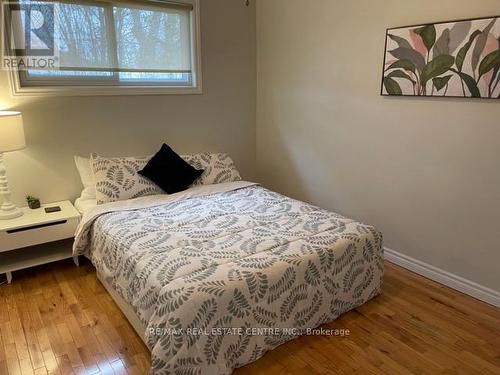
[0,111,25,152]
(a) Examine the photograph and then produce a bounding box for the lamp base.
[0,205,23,220]
[0,151,24,220]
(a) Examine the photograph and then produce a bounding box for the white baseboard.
[384,247,500,308]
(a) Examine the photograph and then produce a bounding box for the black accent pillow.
[138,144,204,194]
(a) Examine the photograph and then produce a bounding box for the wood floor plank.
[18,358,34,375]
[109,360,127,375]
[32,368,46,375]
[4,344,21,375]
[23,322,44,370]
[1,260,499,375]
[39,350,59,375]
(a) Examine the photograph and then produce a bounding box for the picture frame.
[381,15,500,99]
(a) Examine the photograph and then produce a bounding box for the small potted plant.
[26,195,41,209]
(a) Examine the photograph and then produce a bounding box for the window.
[6,0,201,95]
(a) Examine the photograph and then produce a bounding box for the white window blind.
[114,2,192,73]
[8,0,201,93]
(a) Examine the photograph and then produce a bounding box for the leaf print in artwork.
[387,69,416,84]
[388,46,426,71]
[382,16,500,98]
[455,30,482,72]
[383,77,402,95]
[450,70,481,97]
[448,20,472,53]
[479,50,500,78]
[433,28,450,57]
[386,69,417,94]
[387,59,416,73]
[388,33,413,49]
[420,55,455,93]
[471,18,497,74]
[414,24,437,52]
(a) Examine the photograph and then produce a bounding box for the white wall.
[256,0,500,292]
[0,0,256,206]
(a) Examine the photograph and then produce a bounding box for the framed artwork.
[381,16,500,99]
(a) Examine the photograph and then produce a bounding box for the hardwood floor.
[1,260,499,375]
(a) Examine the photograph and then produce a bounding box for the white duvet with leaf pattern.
[73,182,384,375]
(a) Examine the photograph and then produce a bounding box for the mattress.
[73,181,384,375]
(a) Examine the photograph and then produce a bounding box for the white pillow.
[74,156,96,200]
[184,153,242,185]
[74,197,97,214]
[91,154,164,204]
[79,152,242,205]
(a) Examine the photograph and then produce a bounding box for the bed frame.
[97,273,149,347]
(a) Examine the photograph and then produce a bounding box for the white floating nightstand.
[0,200,81,284]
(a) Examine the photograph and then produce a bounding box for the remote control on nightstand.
[45,206,62,213]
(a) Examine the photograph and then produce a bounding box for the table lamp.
[0,111,26,220]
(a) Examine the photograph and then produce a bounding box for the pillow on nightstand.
[138,144,204,194]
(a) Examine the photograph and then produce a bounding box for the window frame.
[7,0,202,96]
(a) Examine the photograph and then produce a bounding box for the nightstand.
[0,201,81,284]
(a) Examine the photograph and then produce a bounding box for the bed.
[73,180,384,375]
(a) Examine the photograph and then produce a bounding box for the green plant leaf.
[432,75,453,91]
[387,59,416,74]
[491,60,500,93]
[383,77,402,95]
[433,28,450,57]
[388,34,413,49]
[414,24,436,52]
[388,69,416,84]
[451,69,481,97]
[461,73,481,97]
[389,47,426,71]
[455,30,482,71]
[472,18,497,73]
[478,50,500,78]
[421,55,455,85]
